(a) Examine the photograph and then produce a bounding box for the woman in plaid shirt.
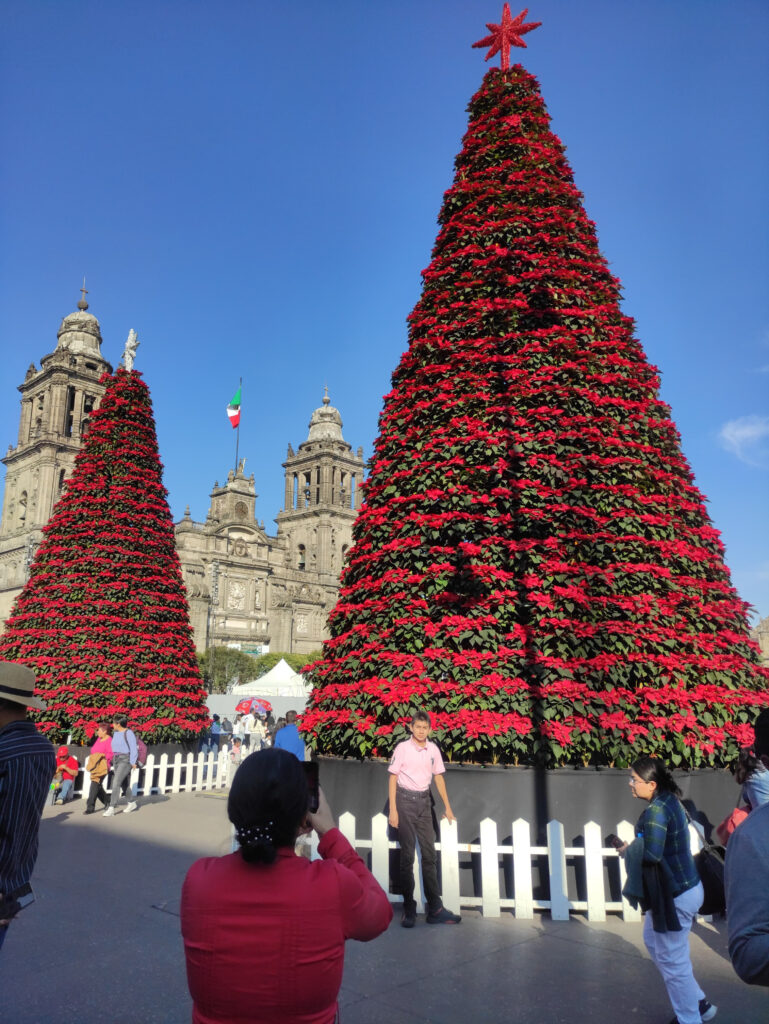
[624,757,717,1024]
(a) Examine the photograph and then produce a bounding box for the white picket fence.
[69,749,236,801]
[322,812,644,921]
[67,752,703,922]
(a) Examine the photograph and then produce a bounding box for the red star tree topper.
[0,367,211,744]
[301,53,768,768]
[473,5,542,70]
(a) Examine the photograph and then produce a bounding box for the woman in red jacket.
[181,748,393,1024]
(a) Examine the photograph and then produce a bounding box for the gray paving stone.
[1,793,766,1023]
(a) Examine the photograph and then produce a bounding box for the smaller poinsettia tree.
[0,367,210,744]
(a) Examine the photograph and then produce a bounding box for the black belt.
[397,787,430,798]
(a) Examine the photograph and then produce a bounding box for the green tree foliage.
[197,649,321,693]
[197,648,263,694]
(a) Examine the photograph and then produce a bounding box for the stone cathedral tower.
[0,291,112,625]
[276,390,364,580]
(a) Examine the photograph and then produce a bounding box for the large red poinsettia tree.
[303,20,768,769]
[0,367,210,744]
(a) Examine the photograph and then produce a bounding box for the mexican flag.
[226,387,241,429]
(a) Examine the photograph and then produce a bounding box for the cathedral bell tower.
[0,288,113,626]
[276,390,364,581]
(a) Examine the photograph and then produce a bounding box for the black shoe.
[401,905,416,928]
[668,1004,717,1024]
[426,906,461,924]
[83,809,95,815]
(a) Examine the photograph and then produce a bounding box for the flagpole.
[234,376,242,473]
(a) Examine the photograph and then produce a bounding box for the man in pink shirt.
[388,710,461,927]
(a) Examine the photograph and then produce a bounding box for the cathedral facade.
[0,297,364,655]
[176,393,364,655]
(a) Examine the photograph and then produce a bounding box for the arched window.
[58,469,66,494]
[292,473,298,509]
[18,491,28,524]
[298,544,306,571]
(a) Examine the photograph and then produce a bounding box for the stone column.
[318,517,332,574]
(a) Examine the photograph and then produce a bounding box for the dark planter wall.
[318,757,737,845]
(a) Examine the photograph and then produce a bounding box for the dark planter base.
[319,757,737,905]
[318,757,736,845]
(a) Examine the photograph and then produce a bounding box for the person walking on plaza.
[0,661,56,953]
[220,716,233,749]
[210,714,222,752]
[103,715,138,816]
[252,714,268,751]
[726,713,769,987]
[84,722,112,814]
[273,710,305,761]
[51,744,80,804]
[388,710,461,927]
[619,757,716,1024]
[241,711,254,750]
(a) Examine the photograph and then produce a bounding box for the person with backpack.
[103,715,139,816]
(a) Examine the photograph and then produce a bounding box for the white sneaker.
[103,807,116,817]
[124,802,138,813]
[699,999,717,1022]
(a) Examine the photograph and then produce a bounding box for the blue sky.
[1,1,767,619]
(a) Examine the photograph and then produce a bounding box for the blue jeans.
[109,755,133,808]
[54,778,73,803]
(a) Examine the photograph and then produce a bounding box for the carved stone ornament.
[228,580,246,610]
[234,501,248,520]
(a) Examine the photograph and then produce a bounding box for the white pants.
[643,881,704,1024]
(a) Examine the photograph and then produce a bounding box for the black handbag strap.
[678,798,723,856]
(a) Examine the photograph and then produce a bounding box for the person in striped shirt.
[0,661,55,953]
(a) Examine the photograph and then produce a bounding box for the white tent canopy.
[231,657,308,698]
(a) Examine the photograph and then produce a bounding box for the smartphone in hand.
[302,761,320,814]
[605,833,624,850]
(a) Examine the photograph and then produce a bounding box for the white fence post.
[142,754,156,797]
[584,821,606,922]
[217,749,229,788]
[338,811,357,847]
[440,817,461,915]
[185,752,196,792]
[547,820,570,920]
[371,813,390,895]
[480,818,501,918]
[171,753,183,794]
[157,753,169,795]
[618,820,641,922]
[512,817,534,919]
